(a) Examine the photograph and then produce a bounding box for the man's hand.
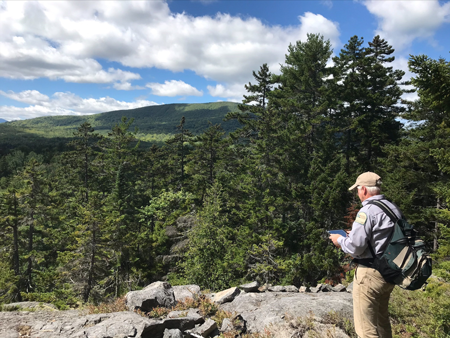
[329,234,342,248]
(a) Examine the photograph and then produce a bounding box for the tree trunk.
[26,215,34,293]
[434,197,441,252]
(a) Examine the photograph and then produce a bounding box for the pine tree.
[0,186,23,301]
[64,122,100,204]
[383,54,450,251]
[20,159,48,293]
[186,123,226,203]
[359,36,404,168]
[166,116,193,189]
[332,35,366,174]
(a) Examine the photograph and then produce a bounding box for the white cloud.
[0,36,141,84]
[364,0,450,51]
[207,83,246,102]
[322,1,333,9]
[0,90,158,120]
[113,82,145,91]
[0,1,341,88]
[0,90,50,105]
[147,80,203,97]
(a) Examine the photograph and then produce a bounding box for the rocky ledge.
[0,281,354,338]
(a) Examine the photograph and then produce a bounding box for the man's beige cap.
[348,172,381,191]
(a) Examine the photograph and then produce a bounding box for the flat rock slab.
[190,318,217,337]
[268,285,286,292]
[0,310,165,338]
[239,281,260,292]
[219,291,353,333]
[213,287,240,304]
[2,302,58,311]
[284,285,299,292]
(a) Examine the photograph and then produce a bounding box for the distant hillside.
[0,102,241,151]
[0,118,6,123]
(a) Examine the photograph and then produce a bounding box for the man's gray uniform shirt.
[337,195,402,259]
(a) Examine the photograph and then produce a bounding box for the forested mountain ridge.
[0,102,240,149]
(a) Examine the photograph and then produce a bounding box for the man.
[329,172,402,338]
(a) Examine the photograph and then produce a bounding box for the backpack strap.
[366,200,400,223]
[360,200,399,262]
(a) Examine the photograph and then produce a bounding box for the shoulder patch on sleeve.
[355,212,367,225]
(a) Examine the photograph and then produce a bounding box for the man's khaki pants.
[353,265,395,338]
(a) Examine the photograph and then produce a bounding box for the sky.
[0,0,449,121]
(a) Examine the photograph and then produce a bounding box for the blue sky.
[0,0,449,120]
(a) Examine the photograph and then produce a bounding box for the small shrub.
[212,309,234,328]
[147,306,171,319]
[322,311,357,338]
[173,295,201,311]
[85,296,127,314]
[199,296,218,316]
[0,304,20,312]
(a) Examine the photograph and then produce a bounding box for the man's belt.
[353,258,374,267]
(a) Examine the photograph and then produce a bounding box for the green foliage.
[0,259,19,304]
[180,183,245,290]
[247,234,286,285]
[0,40,448,335]
[390,279,450,337]
[21,283,79,310]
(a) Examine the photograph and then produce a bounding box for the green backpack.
[366,200,432,290]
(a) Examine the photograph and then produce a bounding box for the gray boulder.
[284,285,299,292]
[173,284,201,302]
[163,317,198,331]
[126,281,176,311]
[163,328,184,338]
[310,283,323,293]
[83,312,165,338]
[239,281,260,292]
[321,284,333,292]
[221,318,233,332]
[220,314,247,334]
[189,318,217,337]
[186,308,204,324]
[333,284,347,292]
[268,285,286,292]
[347,282,354,293]
[219,290,353,334]
[299,286,311,293]
[258,284,271,292]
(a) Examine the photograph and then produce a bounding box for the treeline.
[0,34,449,307]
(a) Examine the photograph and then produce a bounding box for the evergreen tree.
[63,122,100,204]
[359,36,404,168]
[0,185,23,301]
[383,54,450,251]
[186,123,226,203]
[166,117,193,189]
[20,160,48,293]
[332,35,366,174]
